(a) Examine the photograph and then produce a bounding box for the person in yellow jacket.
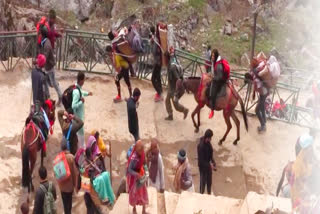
[106,45,132,103]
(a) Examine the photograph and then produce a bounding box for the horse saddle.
[198,73,213,103]
[29,103,49,141]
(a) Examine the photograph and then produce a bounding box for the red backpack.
[36,16,50,45]
[215,59,230,80]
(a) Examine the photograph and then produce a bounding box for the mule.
[175,77,248,145]
[21,99,56,192]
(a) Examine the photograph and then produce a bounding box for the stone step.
[164,191,180,214]
[173,191,243,214]
[110,187,158,214]
[109,193,129,214]
[239,191,292,214]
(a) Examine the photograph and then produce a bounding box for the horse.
[21,99,56,192]
[175,77,248,145]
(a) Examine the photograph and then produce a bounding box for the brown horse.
[175,77,248,145]
[21,99,56,192]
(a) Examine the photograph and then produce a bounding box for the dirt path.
[0,68,308,213]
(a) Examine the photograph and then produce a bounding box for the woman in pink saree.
[127,140,149,214]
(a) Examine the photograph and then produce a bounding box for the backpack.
[39,182,56,214]
[36,16,50,46]
[215,59,230,80]
[53,152,71,183]
[62,85,82,114]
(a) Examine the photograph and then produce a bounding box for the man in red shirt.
[48,9,62,49]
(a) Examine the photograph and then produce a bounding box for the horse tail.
[22,144,30,189]
[230,83,248,131]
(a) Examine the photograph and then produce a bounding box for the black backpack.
[62,85,82,114]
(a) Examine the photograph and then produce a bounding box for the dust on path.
[0,69,308,213]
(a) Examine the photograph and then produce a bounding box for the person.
[105,45,132,102]
[71,71,93,148]
[20,198,29,214]
[33,166,57,214]
[205,45,212,73]
[57,138,79,214]
[47,9,62,49]
[127,88,141,142]
[173,149,194,193]
[251,58,270,132]
[165,48,189,121]
[32,54,48,106]
[39,25,63,105]
[108,30,136,77]
[208,49,229,118]
[57,110,84,155]
[150,26,163,102]
[197,129,216,195]
[127,140,149,214]
[147,139,165,192]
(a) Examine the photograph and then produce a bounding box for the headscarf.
[147,144,159,183]
[90,130,107,155]
[86,135,100,158]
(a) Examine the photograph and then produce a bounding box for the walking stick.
[109,140,112,185]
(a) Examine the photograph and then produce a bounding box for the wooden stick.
[109,140,112,184]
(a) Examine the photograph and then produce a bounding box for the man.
[47,9,62,49]
[150,26,163,102]
[173,149,194,193]
[106,45,132,102]
[197,129,216,194]
[33,166,57,214]
[127,140,149,214]
[205,45,212,73]
[147,139,165,192]
[165,48,189,121]
[39,25,63,105]
[32,54,48,105]
[127,88,141,142]
[57,138,79,214]
[71,71,93,148]
[208,49,229,118]
[57,110,84,155]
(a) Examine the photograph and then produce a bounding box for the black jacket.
[197,137,216,170]
[33,181,57,214]
[31,67,47,105]
[127,97,139,135]
[168,58,182,90]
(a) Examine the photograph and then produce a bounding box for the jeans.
[45,68,62,100]
[255,93,268,127]
[61,191,73,214]
[152,64,162,95]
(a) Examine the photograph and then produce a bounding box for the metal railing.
[0,29,317,129]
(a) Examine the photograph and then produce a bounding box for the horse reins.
[22,122,41,147]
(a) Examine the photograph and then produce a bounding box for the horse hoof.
[233,141,238,146]
[194,129,199,133]
[218,141,223,146]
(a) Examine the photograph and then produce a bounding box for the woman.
[127,140,149,214]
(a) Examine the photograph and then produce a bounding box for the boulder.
[202,18,209,27]
[240,33,249,41]
[223,21,232,36]
[76,0,95,23]
[95,0,114,18]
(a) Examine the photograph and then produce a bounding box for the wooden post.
[251,12,258,60]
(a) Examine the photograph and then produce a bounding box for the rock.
[256,24,264,34]
[223,22,232,36]
[118,150,127,165]
[241,53,250,67]
[77,0,95,22]
[95,0,114,18]
[202,18,209,27]
[208,0,219,11]
[233,27,238,33]
[240,33,249,41]
[225,177,233,183]
[200,28,205,33]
